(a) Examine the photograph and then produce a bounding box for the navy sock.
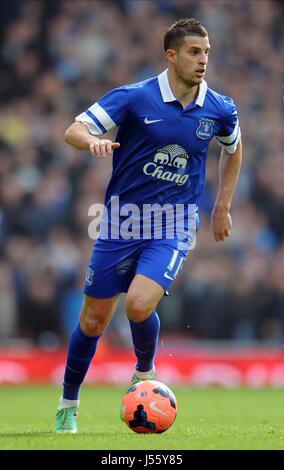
[129,310,160,372]
[63,324,100,400]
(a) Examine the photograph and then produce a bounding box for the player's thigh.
[137,240,189,291]
[84,238,143,298]
[126,274,164,322]
[80,293,120,336]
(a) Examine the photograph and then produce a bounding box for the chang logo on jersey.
[143,144,189,186]
[196,118,214,139]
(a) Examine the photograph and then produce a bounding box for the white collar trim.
[158,69,176,102]
[195,79,207,107]
[158,69,207,107]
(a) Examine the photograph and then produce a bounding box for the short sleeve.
[75,86,129,136]
[215,97,241,154]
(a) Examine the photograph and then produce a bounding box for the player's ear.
[165,49,177,64]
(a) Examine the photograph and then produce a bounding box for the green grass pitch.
[0,385,284,450]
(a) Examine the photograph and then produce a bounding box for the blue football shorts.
[83,236,194,298]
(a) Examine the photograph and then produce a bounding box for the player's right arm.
[64,121,120,158]
[65,86,129,157]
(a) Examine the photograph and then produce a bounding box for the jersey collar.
[158,69,207,107]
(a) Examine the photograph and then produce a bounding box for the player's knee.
[126,295,152,322]
[80,303,108,336]
[80,316,106,337]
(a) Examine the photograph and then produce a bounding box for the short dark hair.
[164,18,208,51]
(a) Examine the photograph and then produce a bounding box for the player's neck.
[167,68,199,109]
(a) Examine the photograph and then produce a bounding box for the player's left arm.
[211,138,242,241]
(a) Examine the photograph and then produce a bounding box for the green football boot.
[120,367,156,421]
[130,367,156,385]
[55,406,79,434]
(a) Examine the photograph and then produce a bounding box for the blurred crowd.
[0,0,283,346]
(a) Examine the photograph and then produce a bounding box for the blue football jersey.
[75,69,241,240]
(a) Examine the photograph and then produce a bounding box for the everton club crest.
[86,267,94,286]
[196,118,214,140]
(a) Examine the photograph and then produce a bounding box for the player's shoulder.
[123,76,158,97]
[97,76,158,115]
[206,85,237,118]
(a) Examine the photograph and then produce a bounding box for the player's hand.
[89,139,120,158]
[210,208,232,242]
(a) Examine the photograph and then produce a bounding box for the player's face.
[168,35,210,87]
